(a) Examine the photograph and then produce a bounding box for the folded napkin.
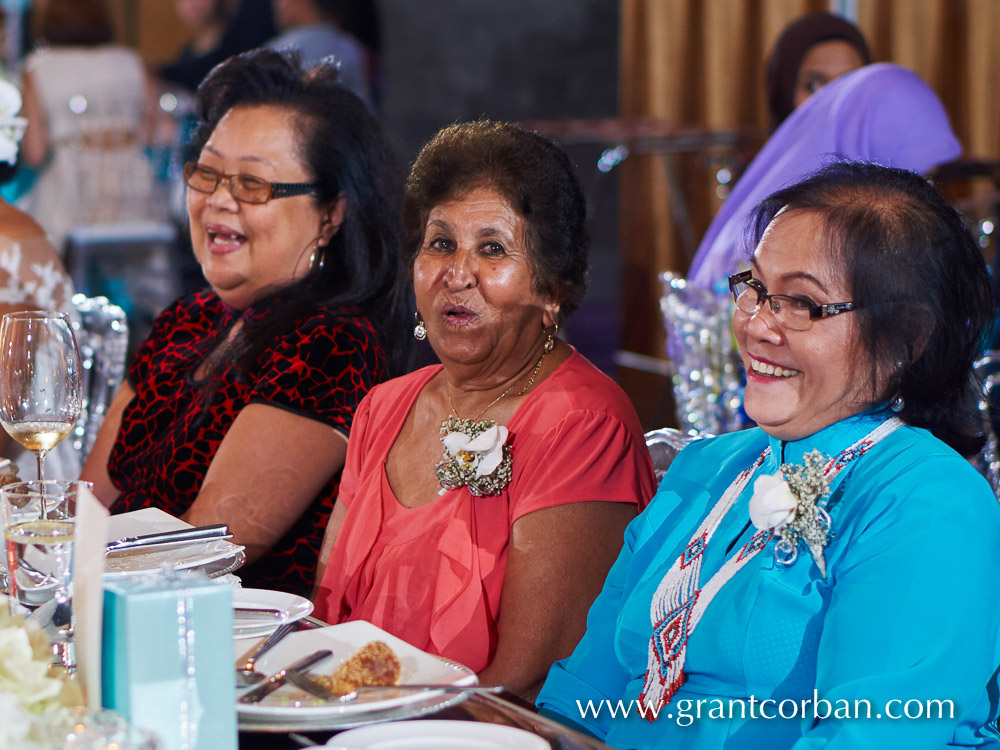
[75,485,109,709]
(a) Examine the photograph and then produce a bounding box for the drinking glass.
[47,706,160,750]
[1,479,91,668]
[0,311,83,481]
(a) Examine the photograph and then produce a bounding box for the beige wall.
[107,0,189,64]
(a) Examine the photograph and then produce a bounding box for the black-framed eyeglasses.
[728,271,855,331]
[183,162,317,204]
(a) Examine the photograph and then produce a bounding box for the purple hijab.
[688,63,961,291]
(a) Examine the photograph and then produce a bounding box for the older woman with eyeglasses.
[537,162,1000,749]
[81,49,408,597]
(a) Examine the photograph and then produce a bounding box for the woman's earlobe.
[323,193,348,238]
[543,302,561,329]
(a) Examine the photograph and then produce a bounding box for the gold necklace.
[445,348,548,422]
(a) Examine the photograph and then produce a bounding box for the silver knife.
[106,524,232,554]
[238,649,333,704]
[284,670,503,703]
[234,607,284,620]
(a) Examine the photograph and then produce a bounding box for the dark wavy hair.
[747,161,993,456]
[189,48,409,375]
[402,120,589,323]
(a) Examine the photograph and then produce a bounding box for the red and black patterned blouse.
[107,291,386,597]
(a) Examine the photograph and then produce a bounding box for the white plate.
[104,508,245,579]
[324,720,549,750]
[236,620,476,722]
[233,588,312,637]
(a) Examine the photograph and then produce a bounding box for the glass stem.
[35,450,45,482]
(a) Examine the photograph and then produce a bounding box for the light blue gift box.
[102,572,237,750]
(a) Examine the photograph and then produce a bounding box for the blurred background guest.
[266,0,371,106]
[156,0,234,95]
[157,0,276,95]
[0,75,77,466]
[314,120,656,697]
[18,0,160,251]
[765,11,871,132]
[538,162,1000,748]
[81,49,409,597]
[0,77,73,316]
[688,63,960,292]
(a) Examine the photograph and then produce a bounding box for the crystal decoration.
[659,271,746,437]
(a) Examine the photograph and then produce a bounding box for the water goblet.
[1,479,91,669]
[0,311,83,481]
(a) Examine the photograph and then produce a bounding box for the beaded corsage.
[435,418,512,497]
[748,449,835,576]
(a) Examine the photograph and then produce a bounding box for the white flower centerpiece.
[0,594,84,749]
[748,449,836,576]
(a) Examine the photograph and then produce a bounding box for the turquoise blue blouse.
[537,410,1000,749]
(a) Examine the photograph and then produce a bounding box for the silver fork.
[235,622,296,688]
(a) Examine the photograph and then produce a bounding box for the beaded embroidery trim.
[638,417,903,715]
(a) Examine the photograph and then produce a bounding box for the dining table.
[0,504,618,749]
[235,616,617,750]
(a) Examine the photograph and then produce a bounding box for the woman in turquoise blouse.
[537,162,1000,749]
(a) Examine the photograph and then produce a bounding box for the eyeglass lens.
[184,164,272,203]
[733,282,813,331]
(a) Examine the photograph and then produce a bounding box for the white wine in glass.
[0,312,83,481]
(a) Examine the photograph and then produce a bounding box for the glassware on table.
[46,706,160,750]
[1,479,91,668]
[0,311,83,481]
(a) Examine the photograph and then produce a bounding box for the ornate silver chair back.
[659,271,745,436]
[69,293,129,464]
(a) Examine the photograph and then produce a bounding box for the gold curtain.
[620,0,1000,363]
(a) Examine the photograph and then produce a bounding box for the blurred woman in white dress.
[19,0,159,250]
[0,75,78,469]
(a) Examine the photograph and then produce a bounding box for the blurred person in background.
[18,0,160,250]
[81,50,409,597]
[688,64,960,292]
[158,0,276,95]
[267,0,371,106]
[765,11,871,131]
[0,76,77,466]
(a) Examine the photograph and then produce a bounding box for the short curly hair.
[403,120,589,322]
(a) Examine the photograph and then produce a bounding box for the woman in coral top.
[314,120,656,697]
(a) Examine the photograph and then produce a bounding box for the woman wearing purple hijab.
[765,11,871,131]
[688,63,961,292]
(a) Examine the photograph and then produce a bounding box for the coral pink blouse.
[315,350,655,672]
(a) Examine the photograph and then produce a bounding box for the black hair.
[190,48,409,376]
[403,120,589,323]
[748,161,993,456]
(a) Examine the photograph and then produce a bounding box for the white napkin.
[75,485,109,709]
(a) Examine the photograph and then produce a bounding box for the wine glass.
[0,311,83,481]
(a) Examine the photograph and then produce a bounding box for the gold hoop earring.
[544,321,559,353]
[413,312,427,341]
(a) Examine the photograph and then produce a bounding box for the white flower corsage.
[748,450,835,577]
[435,418,513,496]
[749,473,798,530]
